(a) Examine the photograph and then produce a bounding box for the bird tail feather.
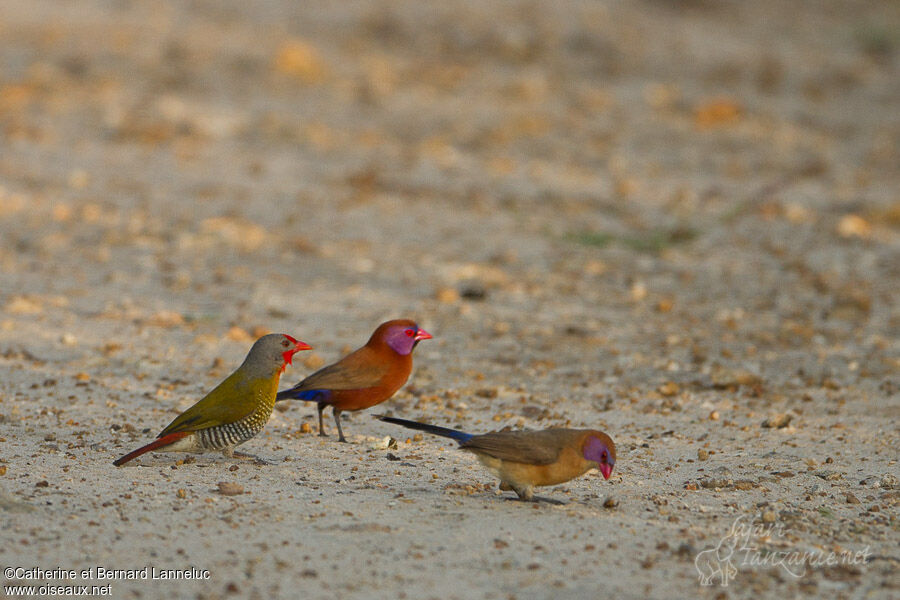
[113,431,190,466]
[377,415,473,443]
[276,388,328,402]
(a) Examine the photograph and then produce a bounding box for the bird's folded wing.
[290,351,389,391]
[158,378,258,436]
[460,429,583,465]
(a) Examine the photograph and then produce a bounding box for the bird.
[377,415,616,501]
[113,333,311,466]
[276,319,432,442]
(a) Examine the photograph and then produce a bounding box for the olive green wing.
[158,372,268,436]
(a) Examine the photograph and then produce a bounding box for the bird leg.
[512,485,535,501]
[500,481,561,504]
[333,408,347,443]
[499,481,536,501]
[317,403,328,437]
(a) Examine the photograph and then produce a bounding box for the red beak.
[599,463,613,480]
[282,337,312,367]
[414,328,433,342]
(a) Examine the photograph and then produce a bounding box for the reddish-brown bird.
[378,415,616,501]
[276,320,431,442]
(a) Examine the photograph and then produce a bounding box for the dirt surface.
[1,1,898,599]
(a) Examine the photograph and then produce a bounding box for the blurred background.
[1,0,897,384]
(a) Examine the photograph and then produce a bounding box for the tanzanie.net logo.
[694,514,871,587]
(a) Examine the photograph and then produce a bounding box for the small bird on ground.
[113,333,311,466]
[276,319,431,442]
[378,415,616,501]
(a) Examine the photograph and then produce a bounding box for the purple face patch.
[583,436,614,479]
[384,324,419,355]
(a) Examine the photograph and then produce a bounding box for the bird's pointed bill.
[414,328,432,342]
[599,463,613,480]
[282,336,312,371]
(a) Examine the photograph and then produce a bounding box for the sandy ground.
[1,1,899,598]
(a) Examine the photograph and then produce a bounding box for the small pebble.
[217,482,244,496]
[659,382,679,397]
[762,413,792,428]
[460,285,487,301]
[435,287,460,303]
[815,470,842,481]
[879,474,898,489]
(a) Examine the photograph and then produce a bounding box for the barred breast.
[196,388,275,451]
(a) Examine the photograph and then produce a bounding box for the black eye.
[282,340,290,347]
[601,452,607,462]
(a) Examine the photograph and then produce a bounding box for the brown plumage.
[277,320,431,441]
[378,416,616,500]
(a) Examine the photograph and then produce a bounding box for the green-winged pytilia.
[114,333,311,466]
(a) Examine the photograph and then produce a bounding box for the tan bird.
[378,416,616,501]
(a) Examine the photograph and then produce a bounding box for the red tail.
[113,431,191,466]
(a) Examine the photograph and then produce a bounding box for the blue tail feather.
[377,415,473,443]
[276,388,330,403]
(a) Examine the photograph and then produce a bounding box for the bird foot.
[504,494,565,505]
[231,451,274,465]
[507,485,563,504]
